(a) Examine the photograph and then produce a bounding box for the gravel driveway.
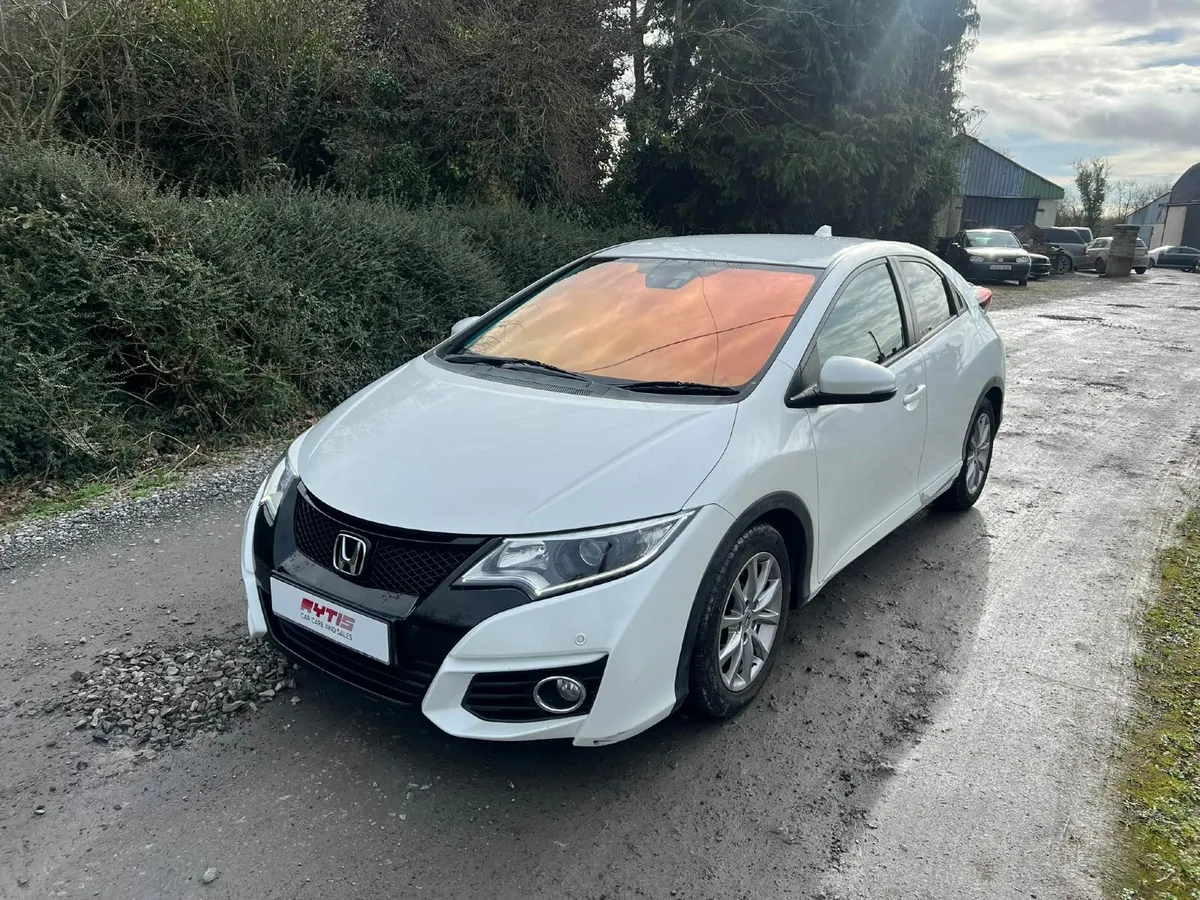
[3,271,1199,900]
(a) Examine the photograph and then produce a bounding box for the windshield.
[964,231,1021,249]
[460,258,818,388]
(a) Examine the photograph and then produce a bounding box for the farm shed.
[938,137,1066,236]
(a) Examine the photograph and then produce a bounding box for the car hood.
[296,357,738,536]
[967,247,1026,260]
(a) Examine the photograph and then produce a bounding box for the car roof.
[596,233,875,268]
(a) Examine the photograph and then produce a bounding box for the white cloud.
[962,0,1200,183]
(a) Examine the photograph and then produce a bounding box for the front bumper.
[241,481,734,746]
[963,259,1032,282]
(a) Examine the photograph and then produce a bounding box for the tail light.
[976,287,994,312]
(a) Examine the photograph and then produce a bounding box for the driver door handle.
[903,384,926,409]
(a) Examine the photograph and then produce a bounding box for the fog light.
[533,675,587,715]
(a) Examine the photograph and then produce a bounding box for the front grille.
[463,658,607,722]
[263,594,460,707]
[293,490,483,597]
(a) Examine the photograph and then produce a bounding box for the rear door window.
[898,260,956,338]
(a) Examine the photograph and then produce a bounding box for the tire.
[934,399,996,513]
[1134,267,1146,275]
[1018,277,1028,287]
[1053,255,1072,275]
[686,523,791,718]
[1148,257,1156,268]
[1094,256,1106,274]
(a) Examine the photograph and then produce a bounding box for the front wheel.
[1134,267,1146,275]
[1095,256,1107,274]
[1018,276,1028,287]
[1054,255,1072,275]
[687,524,791,718]
[934,399,996,512]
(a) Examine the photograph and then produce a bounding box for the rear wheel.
[687,524,791,718]
[1134,267,1146,275]
[934,399,996,513]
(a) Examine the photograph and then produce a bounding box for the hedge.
[0,144,654,483]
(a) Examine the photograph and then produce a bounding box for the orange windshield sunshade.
[469,261,817,386]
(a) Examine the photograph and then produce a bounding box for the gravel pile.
[67,637,298,749]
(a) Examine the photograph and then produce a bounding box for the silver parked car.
[1085,237,1149,275]
[1041,226,1091,273]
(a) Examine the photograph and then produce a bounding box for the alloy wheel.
[965,411,993,496]
[716,552,783,692]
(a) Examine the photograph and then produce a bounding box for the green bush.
[446,204,661,295]
[0,143,652,483]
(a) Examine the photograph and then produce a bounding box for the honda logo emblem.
[332,532,369,577]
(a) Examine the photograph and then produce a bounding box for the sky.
[961,0,1200,189]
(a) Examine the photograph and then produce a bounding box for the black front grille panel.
[463,658,607,722]
[293,490,483,597]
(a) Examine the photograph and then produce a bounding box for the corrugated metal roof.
[958,137,1066,201]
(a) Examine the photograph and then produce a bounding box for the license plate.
[989,264,1012,270]
[270,578,391,663]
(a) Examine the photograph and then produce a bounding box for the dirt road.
[3,272,1199,900]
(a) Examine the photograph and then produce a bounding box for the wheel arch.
[673,493,814,705]
[980,376,1004,429]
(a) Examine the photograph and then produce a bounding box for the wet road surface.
[3,271,1199,900]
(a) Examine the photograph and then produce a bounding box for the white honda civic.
[241,233,1005,746]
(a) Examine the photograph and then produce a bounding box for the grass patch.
[1116,509,1200,898]
[21,482,114,518]
[128,471,182,499]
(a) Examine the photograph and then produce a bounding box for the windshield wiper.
[618,380,739,396]
[443,352,589,382]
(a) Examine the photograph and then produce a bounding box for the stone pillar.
[1105,224,1140,277]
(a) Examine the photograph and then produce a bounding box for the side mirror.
[949,241,961,250]
[450,315,481,337]
[787,356,897,408]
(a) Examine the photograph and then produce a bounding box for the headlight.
[969,255,984,263]
[260,454,297,526]
[259,429,308,525]
[1016,255,1029,263]
[457,511,696,598]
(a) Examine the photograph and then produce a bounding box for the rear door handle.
[903,384,926,408]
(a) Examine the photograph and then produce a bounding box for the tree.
[615,0,981,243]
[1057,187,1084,227]
[358,0,621,204]
[1108,177,1173,220]
[1073,157,1112,234]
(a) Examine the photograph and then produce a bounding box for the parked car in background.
[1010,224,1070,276]
[241,232,1007,745]
[943,229,1031,286]
[1040,227,1091,273]
[1148,245,1200,271]
[1085,237,1149,275]
[1070,227,1094,244]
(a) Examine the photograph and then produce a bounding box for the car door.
[896,257,980,501]
[807,261,929,583]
